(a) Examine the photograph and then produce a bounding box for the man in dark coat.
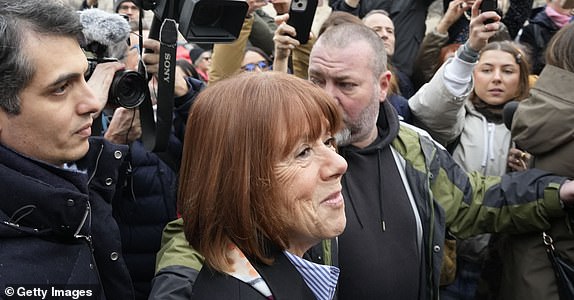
[0,1,134,299]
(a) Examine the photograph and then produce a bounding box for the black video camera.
[133,0,248,43]
[122,0,247,152]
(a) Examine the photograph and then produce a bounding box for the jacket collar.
[255,245,317,299]
[0,143,90,239]
[339,100,400,155]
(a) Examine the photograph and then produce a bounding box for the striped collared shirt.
[284,250,340,300]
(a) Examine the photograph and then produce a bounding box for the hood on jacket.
[339,100,400,156]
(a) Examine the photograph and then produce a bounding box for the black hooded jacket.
[336,101,424,299]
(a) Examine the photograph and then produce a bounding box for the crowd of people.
[1,0,573,299]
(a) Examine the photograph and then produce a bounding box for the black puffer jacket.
[112,138,179,299]
[111,76,204,300]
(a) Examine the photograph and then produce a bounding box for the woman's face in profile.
[473,49,521,106]
[274,129,348,256]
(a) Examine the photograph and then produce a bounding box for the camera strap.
[140,18,177,152]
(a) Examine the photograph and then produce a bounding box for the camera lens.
[109,70,147,108]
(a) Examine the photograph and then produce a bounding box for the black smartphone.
[480,0,498,11]
[286,0,318,44]
[480,0,498,24]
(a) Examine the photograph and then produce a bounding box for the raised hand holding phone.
[467,0,501,51]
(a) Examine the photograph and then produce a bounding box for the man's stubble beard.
[334,126,353,147]
[335,87,381,147]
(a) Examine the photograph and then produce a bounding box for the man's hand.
[174,65,190,97]
[507,147,530,172]
[437,0,468,34]
[269,0,291,15]
[560,180,574,207]
[104,107,142,145]
[273,14,300,57]
[142,38,161,75]
[87,61,125,115]
[344,0,359,8]
[247,0,268,17]
[142,38,189,98]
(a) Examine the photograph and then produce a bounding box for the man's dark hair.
[0,0,83,114]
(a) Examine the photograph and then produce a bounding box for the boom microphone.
[79,8,130,51]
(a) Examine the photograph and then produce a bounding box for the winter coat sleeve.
[149,266,200,300]
[249,9,277,57]
[396,129,568,240]
[292,34,315,80]
[150,218,204,299]
[208,17,254,84]
[408,61,471,145]
[444,168,565,239]
[411,28,450,90]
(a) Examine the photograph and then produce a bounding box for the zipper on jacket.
[73,200,94,251]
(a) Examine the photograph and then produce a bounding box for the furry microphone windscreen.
[79,8,131,46]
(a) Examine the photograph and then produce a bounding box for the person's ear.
[378,70,392,102]
[0,110,6,136]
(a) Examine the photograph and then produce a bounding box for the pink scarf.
[545,5,572,28]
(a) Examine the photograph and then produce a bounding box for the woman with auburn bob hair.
[178,71,348,299]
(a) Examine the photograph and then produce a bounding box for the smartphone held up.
[286,0,318,44]
[479,0,498,24]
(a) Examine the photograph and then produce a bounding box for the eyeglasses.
[241,60,269,72]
